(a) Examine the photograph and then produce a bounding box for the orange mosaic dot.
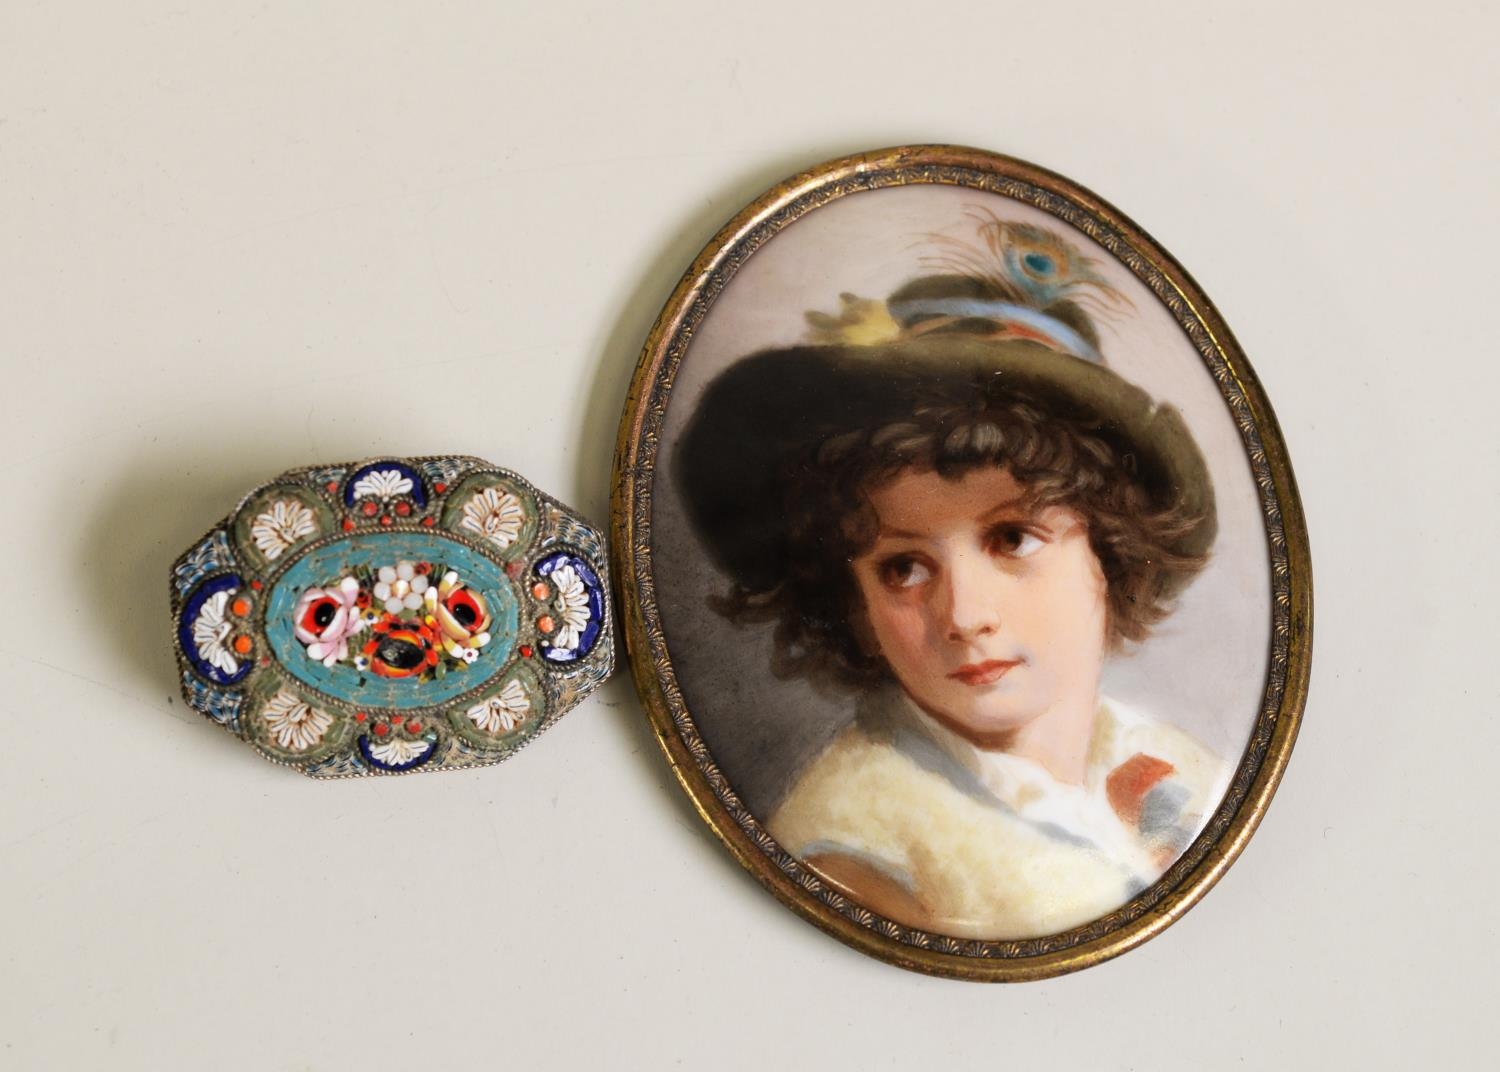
[230,598,251,617]
[537,615,555,634]
[531,582,550,600]
[232,635,253,655]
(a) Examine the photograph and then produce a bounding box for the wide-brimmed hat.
[675,277,1217,596]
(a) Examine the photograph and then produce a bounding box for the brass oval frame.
[611,144,1311,981]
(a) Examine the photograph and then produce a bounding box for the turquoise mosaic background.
[265,532,518,710]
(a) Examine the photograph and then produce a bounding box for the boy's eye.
[989,525,1044,559]
[879,556,933,589]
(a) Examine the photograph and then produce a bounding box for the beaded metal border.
[611,145,1311,980]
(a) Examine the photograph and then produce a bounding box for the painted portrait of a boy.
[651,191,1268,941]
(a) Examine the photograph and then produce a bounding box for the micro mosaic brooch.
[170,456,613,778]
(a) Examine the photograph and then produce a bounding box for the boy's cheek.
[866,606,920,658]
[897,615,942,664]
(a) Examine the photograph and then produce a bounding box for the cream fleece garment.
[768,692,1230,940]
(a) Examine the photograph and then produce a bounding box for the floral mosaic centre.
[291,559,494,680]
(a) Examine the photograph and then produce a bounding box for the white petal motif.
[368,737,432,765]
[262,690,334,752]
[191,590,240,675]
[550,564,592,651]
[249,499,317,560]
[466,679,531,733]
[352,469,414,499]
[459,487,524,549]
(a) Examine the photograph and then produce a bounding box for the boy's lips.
[948,659,1021,686]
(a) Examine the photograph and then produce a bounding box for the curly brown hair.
[715,385,1213,689]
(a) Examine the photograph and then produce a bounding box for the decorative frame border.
[610,145,1311,980]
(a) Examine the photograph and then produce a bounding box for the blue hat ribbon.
[884,297,1103,364]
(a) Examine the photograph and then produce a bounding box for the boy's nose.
[943,552,1003,641]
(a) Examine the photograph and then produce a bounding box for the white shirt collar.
[888,693,1159,878]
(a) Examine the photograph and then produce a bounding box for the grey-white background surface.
[2,3,1494,1069]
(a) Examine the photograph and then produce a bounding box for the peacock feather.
[803,209,1128,358]
[918,206,1127,321]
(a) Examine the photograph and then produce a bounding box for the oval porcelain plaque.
[613,146,1310,979]
[171,456,613,778]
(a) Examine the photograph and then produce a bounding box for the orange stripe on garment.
[1106,753,1177,826]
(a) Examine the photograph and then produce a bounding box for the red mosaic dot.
[342,518,356,532]
[395,501,412,517]
[434,482,447,494]
[249,579,263,590]
[360,501,379,517]
[325,481,338,493]
[519,644,534,658]
[379,515,393,527]
[373,722,390,738]
[406,720,422,734]
[355,712,368,723]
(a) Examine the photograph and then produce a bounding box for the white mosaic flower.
[550,564,593,651]
[262,690,334,752]
[459,486,524,548]
[249,499,317,560]
[466,679,531,734]
[372,560,430,614]
[368,737,431,766]
[191,589,240,675]
[352,468,413,499]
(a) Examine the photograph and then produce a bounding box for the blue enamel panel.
[179,573,252,685]
[343,461,428,507]
[358,734,438,772]
[536,551,605,664]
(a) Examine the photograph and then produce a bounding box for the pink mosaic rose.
[293,576,366,667]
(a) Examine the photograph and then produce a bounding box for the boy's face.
[850,466,1108,747]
